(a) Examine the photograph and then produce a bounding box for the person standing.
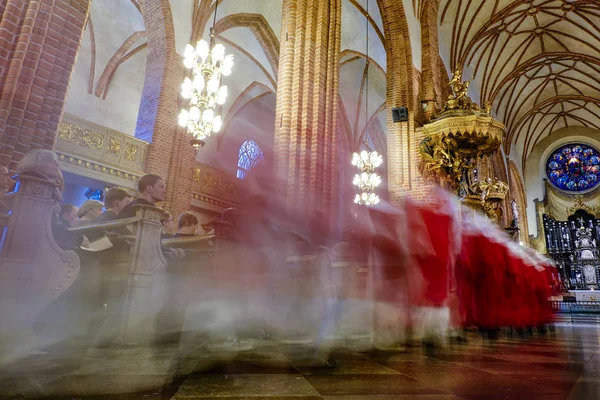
[118,174,167,219]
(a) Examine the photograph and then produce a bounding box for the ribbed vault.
[439,0,600,168]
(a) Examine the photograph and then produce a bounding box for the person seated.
[160,212,175,239]
[58,204,78,227]
[74,200,104,226]
[53,203,87,250]
[174,212,200,238]
[97,187,132,222]
[79,188,133,242]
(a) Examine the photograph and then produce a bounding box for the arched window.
[237,139,264,179]
[546,144,600,192]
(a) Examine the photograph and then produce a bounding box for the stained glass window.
[546,144,600,192]
[237,139,264,179]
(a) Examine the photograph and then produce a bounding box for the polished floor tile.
[294,358,401,375]
[322,396,465,400]
[175,374,321,398]
[303,374,445,396]
[1,324,599,399]
[24,374,171,397]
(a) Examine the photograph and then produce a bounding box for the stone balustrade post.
[0,174,79,354]
[118,204,168,344]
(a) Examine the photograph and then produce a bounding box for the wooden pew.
[0,174,80,357]
[68,205,169,345]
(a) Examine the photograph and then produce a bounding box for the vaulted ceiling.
[69,0,600,174]
[439,0,600,169]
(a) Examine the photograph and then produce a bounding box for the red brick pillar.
[0,0,91,169]
[420,0,442,120]
[274,0,342,227]
[136,0,194,215]
[377,0,420,205]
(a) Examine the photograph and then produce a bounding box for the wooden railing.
[0,174,223,355]
[0,174,80,356]
[0,179,361,355]
[66,205,171,344]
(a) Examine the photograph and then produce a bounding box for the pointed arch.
[217,81,275,150]
[95,31,147,99]
[214,13,280,79]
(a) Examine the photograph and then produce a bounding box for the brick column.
[376,0,415,206]
[0,0,91,169]
[274,0,342,224]
[136,0,194,215]
[420,0,442,120]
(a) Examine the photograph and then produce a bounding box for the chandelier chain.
[364,0,369,148]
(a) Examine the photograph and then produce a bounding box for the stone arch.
[509,160,530,242]
[217,81,275,150]
[86,16,96,95]
[214,13,280,80]
[95,31,147,99]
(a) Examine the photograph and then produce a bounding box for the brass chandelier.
[352,150,383,205]
[352,0,382,206]
[178,2,233,152]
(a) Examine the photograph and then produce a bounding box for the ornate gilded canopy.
[419,68,508,222]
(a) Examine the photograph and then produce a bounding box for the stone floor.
[1,323,599,400]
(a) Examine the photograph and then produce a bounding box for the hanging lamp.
[178,1,234,153]
[352,0,382,206]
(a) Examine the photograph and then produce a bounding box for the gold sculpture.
[108,137,122,155]
[483,101,492,114]
[445,67,480,112]
[125,143,138,162]
[58,122,104,150]
[567,196,596,217]
[418,66,508,223]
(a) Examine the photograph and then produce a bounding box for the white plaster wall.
[197,0,283,131]
[198,94,276,178]
[221,28,276,87]
[65,0,146,135]
[205,0,284,40]
[402,0,421,71]
[509,142,524,177]
[220,45,276,119]
[524,126,600,234]
[340,0,387,151]
[170,0,194,55]
[341,0,386,72]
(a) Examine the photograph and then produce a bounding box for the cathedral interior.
[1,0,600,399]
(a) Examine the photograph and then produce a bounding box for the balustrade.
[0,174,79,360]
[0,179,370,356]
[0,176,222,357]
